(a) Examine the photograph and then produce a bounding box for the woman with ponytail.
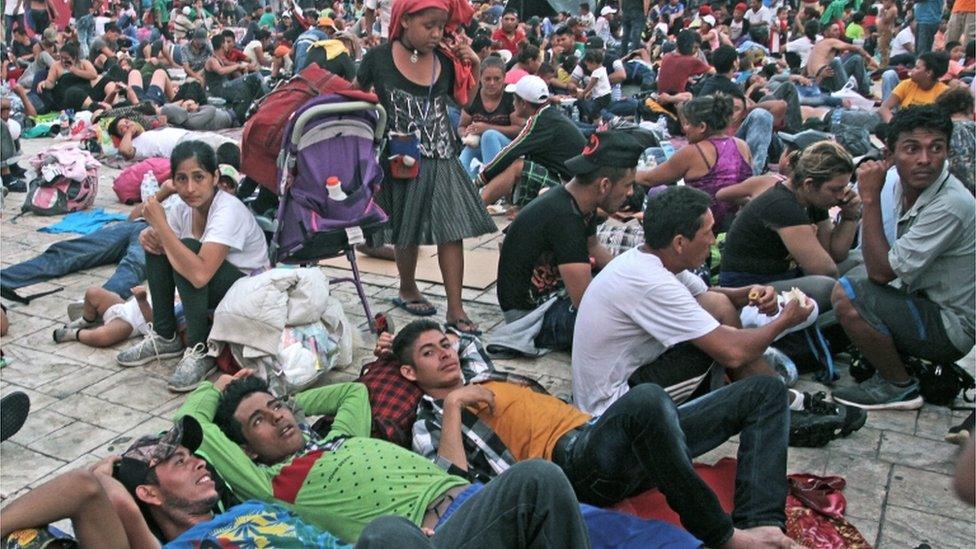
[636,93,753,232]
[719,140,861,310]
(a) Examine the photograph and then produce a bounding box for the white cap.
[600,6,617,16]
[505,75,550,104]
[182,6,191,15]
[496,49,513,64]
[702,14,716,26]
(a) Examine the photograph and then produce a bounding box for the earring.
[410,48,419,63]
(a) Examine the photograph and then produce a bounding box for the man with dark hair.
[879,51,950,123]
[805,21,877,96]
[572,186,866,445]
[478,75,586,208]
[656,29,712,95]
[387,319,795,549]
[785,19,820,69]
[831,106,975,410]
[0,409,435,547]
[491,8,525,56]
[176,373,590,545]
[492,130,644,354]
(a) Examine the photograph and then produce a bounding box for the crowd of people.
[1,0,975,546]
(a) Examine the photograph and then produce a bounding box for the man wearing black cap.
[492,129,643,353]
[0,416,354,547]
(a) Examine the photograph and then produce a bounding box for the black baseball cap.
[778,130,833,152]
[565,130,646,175]
[113,416,203,496]
[585,36,605,49]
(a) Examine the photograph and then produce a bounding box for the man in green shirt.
[176,372,589,545]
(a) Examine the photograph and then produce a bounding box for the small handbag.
[387,60,437,181]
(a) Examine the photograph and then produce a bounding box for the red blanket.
[612,458,872,549]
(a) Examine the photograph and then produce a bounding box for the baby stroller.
[270,93,389,333]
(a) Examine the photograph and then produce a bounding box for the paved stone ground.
[1,136,974,547]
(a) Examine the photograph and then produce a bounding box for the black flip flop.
[392,297,437,317]
[1,391,31,442]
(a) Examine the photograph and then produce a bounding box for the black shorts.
[133,84,165,106]
[628,342,718,404]
[838,274,967,363]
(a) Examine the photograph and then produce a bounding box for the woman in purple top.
[636,93,753,232]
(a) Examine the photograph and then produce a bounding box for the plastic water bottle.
[58,111,70,137]
[141,171,160,203]
[326,177,347,201]
[764,347,799,387]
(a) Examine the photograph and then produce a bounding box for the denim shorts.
[838,275,966,363]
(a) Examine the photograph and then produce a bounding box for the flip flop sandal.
[445,318,482,336]
[1,391,30,442]
[391,297,437,317]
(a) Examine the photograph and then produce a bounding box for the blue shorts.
[134,84,165,105]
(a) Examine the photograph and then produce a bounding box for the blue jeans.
[76,14,95,59]
[915,23,938,56]
[736,108,775,175]
[0,221,147,299]
[881,69,901,101]
[459,129,511,178]
[825,55,870,95]
[620,12,645,57]
[554,377,789,547]
[534,295,577,351]
[625,61,656,89]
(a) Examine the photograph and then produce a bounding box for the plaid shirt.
[412,334,550,482]
[357,330,502,448]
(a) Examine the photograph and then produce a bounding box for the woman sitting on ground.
[35,42,98,112]
[719,140,861,311]
[458,55,525,178]
[635,93,752,232]
[117,141,268,393]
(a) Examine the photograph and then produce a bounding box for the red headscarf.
[388,0,477,106]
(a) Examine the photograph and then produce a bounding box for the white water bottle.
[326,176,347,201]
[58,111,70,137]
[141,171,160,202]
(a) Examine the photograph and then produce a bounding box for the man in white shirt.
[889,21,916,65]
[572,186,868,447]
[745,0,775,29]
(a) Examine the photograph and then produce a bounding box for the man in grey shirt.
[831,105,975,411]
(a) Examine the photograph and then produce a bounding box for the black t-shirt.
[497,186,598,312]
[720,182,830,275]
[305,47,356,81]
[697,74,746,101]
[73,0,92,18]
[465,89,515,127]
[11,38,36,60]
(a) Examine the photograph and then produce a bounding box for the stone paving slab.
[2,136,974,547]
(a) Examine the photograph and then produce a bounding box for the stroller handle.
[290,102,388,146]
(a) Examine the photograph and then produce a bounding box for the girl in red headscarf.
[355,0,495,335]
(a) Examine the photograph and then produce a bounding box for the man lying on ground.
[0,417,435,547]
[174,371,590,545]
[388,319,800,549]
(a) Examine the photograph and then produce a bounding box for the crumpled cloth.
[39,208,129,235]
[27,146,101,182]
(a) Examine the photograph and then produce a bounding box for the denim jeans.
[625,61,656,89]
[147,238,244,346]
[76,14,95,59]
[554,377,789,547]
[881,69,901,101]
[824,55,870,95]
[0,221,147,299]
[533,295,577,351]
[356,461,590,548]
[763,81,802,133]
[736,108,775,175]
[915,23,938,56]
[620,12,645,57]
[459,129,511,178]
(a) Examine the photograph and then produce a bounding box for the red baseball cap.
[698,5,711,15]
[735,2,748,12]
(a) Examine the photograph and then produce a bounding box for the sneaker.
[789,391,866,447]
[0,391,30,442]
[66,300,85,322]
[52,326,80,343]
[831,373,924,410]
[946,411,975,445]
[116,326,184,367]
[65,316,99,329]
[167,343,216,393]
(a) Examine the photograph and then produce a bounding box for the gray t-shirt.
[890,170,976,352]
[180,41,213,72]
